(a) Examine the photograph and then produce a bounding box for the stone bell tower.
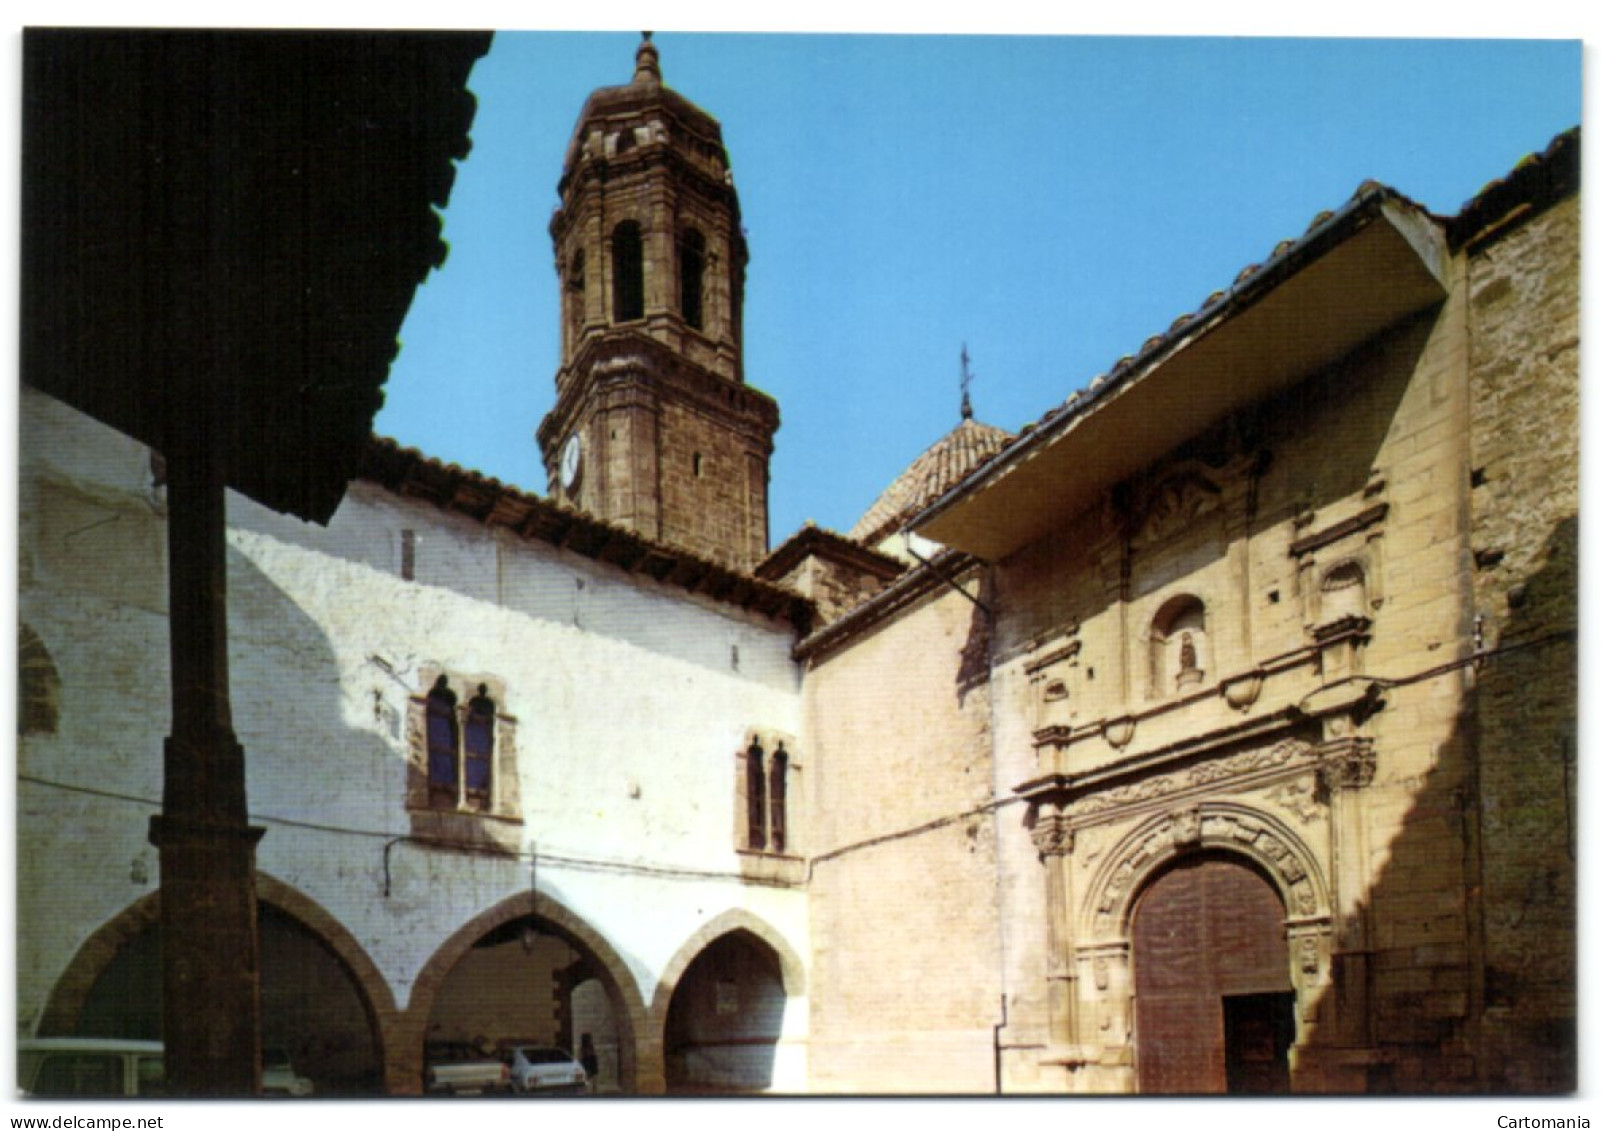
[537,33,779,572]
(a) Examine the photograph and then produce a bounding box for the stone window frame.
[406,667,521,822]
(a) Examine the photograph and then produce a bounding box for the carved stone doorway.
[1131,853,1292,1094]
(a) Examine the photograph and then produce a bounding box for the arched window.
[18,624,60,736]
[769,743,789,853]
[679,228,706,331]
[425,676,460,807]
[1150,594,1208,697]
[464,684,496,809]
[611,221,644,323]
[745,737,767,850]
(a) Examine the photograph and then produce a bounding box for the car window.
[529,1049,569,1065]
[33,1054,124,1096]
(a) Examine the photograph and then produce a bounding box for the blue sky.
[374,31,1581,546]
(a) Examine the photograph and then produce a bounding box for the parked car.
[262,1047,314,1096]
[425,1041,510,1095]
[17,1038,167,1097]
[502,1045,587,1095]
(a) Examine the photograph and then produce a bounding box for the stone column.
[1317,736,1377,1048]
[1032,807,1079,1050]
[148,428,264,1095]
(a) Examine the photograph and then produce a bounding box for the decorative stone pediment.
[1069,736,1315,818]
[1130,469,1223,551]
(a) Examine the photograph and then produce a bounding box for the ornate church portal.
[1131,854,1293,1094]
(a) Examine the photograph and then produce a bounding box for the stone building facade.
[16,37,1579,1097]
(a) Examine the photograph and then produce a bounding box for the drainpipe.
[993,993,1009,1095]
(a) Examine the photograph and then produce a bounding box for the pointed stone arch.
[650,908,806,1020]
[402,890,654,1094]
[36,873,397,1092]
[649,909,806,1094]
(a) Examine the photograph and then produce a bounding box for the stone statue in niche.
[1175,631,1203,689]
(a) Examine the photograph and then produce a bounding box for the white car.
[262,1047,314,1096]
[18,1038,167,1097]
[503,1045,587,1095]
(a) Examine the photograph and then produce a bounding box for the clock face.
[560,434,583,491]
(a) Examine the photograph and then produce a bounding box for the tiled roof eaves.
[756,523,908,584]
[793,546,980,664]
[359,436,813,630]
[909,180,1404,538]
[1447,126,1580,251]
[851,418,1013,546]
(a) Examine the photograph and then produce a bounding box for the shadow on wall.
[663,931,786,1094]
[987,310,1429,675]
[1296,515,1577,1093]
[58,903,386,1095]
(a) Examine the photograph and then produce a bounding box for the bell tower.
[537,34,779,572]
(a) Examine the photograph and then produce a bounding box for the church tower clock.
[537,34,779,573]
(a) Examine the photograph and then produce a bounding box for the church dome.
[851,416,1013,550]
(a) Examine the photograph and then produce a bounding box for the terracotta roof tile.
[359,435,811,628]
[850,417,1013,547]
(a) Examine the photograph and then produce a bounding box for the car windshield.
[521,1048,571,1065]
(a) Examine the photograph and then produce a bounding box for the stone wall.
[1464,194,1580,1091]
[983,240,1496,1091]
[801,573,1004,1093]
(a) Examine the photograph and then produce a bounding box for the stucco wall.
[1464,194,1580,1091]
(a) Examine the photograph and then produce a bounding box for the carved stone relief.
[1071,737,1313,818]
[1265,775,1323,824]
[1091,807,1324,936]
[1131,472,1223,551]
[1031,814,1075,859]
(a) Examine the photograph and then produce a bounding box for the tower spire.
[960,343,974,421]
[633,31,661,87]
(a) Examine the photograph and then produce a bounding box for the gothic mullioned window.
[425,675,460,807]
[769,742,789,852]
[410,672,520,820]
[740,735,793,854]
[745,737,767,850]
